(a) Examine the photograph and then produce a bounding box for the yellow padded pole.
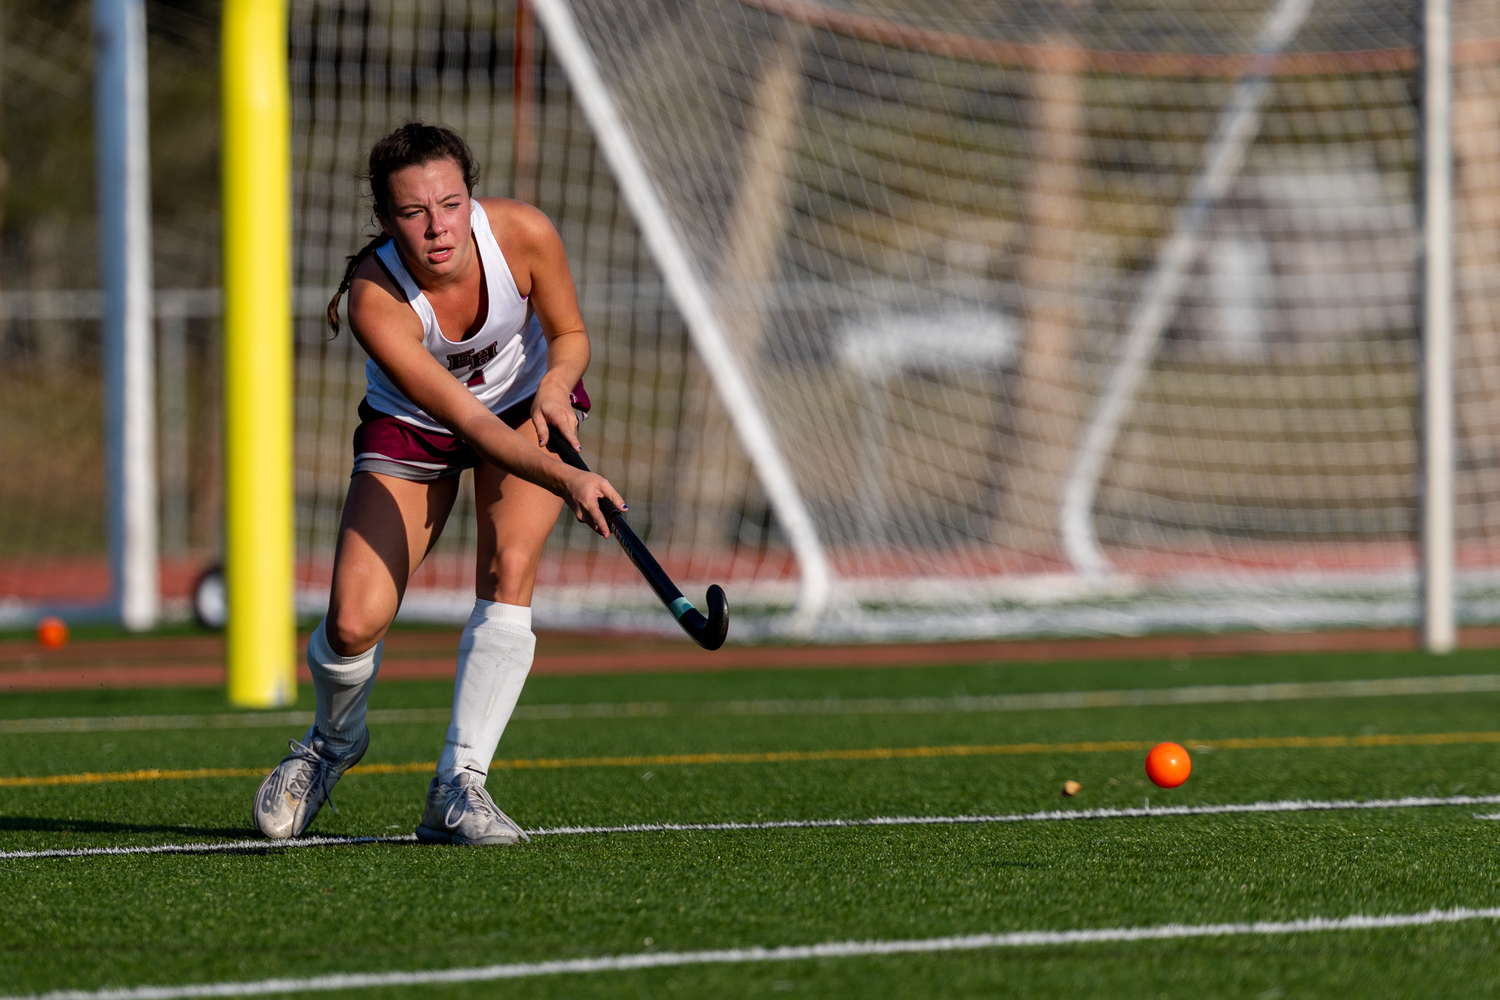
[222,0,295,708]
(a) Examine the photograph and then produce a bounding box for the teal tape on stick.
[669,597,693,621]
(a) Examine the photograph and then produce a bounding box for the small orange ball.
[36,616,69,649]
[1145,742,1191,788]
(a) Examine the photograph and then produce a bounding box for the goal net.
[285,0,1500,640]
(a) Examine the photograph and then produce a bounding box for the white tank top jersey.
[364,199,548,433]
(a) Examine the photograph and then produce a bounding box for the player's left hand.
[530,381,580,453]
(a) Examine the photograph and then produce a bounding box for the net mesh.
[5,0,1500,638]
[288,0,705,627]
[399,0,1499,637]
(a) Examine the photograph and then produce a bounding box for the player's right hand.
[563,469,627,538]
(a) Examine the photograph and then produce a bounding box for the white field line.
[526,794,1500,835]
[8,907,1500,1000]
[6,793,1499,861]
[4,673,1499,735]
[0,834,417,861]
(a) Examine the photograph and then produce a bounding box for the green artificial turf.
[3,648,1500,998]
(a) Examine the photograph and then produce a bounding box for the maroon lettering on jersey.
[466,370,486,387]
[446,342,499,377]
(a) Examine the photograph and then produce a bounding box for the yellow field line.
[0,767,270,787]
[5,730,1500,788]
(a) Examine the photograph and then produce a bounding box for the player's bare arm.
[481,197,591,452]
[346,259,624,536]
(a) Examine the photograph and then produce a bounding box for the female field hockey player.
[252,123,625,846]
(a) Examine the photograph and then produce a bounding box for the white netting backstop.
[290,0,1500,638]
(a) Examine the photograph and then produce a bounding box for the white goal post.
[1422,0,1456,654]
[93,0,158,632]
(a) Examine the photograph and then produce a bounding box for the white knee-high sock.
[306,617,381,757]
[437,600,535,786]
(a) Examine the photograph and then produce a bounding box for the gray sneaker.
[252,727,368,839]
[415,770,529,846]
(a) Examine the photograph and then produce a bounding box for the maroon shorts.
[350,382,591,482]
[351,398,531,481]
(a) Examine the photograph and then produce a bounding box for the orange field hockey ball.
[1145,742,1192,788]
[35,615,69,649]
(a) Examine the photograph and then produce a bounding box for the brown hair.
[325,122,482,335]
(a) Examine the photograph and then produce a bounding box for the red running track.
[4,626,1500,692]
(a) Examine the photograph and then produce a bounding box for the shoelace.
[444,781,531,843]
[282,737,341,816]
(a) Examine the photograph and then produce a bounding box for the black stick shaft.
[547,432,716,638]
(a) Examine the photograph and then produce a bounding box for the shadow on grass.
[0,815,251,839]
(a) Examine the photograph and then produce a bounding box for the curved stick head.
[682,584,729,650]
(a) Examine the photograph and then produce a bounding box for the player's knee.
[327,605,388,657]
[488,547,539,604]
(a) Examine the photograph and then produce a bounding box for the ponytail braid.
[325,232,391,337]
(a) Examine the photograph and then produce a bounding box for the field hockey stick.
[547,428,729,651]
